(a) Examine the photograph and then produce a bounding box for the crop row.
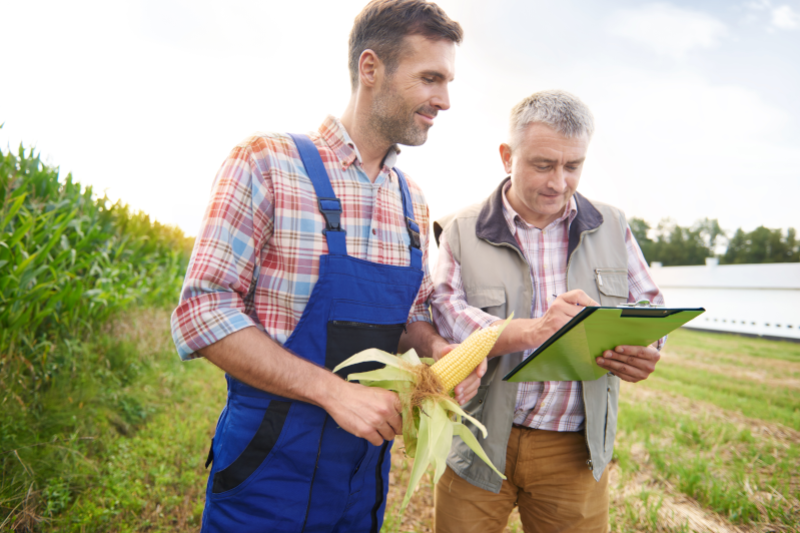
[0,143,193,404]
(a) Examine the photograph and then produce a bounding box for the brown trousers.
[434,427,609,533]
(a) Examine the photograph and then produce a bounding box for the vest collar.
[475,177,605,259]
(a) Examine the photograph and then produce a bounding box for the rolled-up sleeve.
[626,224,667,350]
[430,236,498,344]
[170,144,274,360]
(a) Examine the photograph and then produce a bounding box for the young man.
[170,2,473,531]
[431,90,665,533]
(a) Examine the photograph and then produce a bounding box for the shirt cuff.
[407,304,433,326]
[171,294,259,360]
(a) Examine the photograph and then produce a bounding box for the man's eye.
[536,166,550,171]
[422,77,435,83]
[566,166,577,172]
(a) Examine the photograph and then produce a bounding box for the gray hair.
[509,90,595,147]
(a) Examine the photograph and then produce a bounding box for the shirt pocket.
[594,268,628,306]
[467,287,507,319]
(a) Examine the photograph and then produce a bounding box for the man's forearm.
[199,326,342,408]
[486,290,600,358]
[398,321,450,360]
[487,318,543,358]
[200,326,405,446]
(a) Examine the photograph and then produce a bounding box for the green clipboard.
[502,306,705,383]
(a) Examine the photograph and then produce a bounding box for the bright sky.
[2,0,799,258]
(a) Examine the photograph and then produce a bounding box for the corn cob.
[430,322,504,392]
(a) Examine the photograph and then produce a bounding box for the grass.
[3,322,798,532]
[0,308,226,531]
[615,392,799,525]
[665,329,800,364]
[643,369,800,430]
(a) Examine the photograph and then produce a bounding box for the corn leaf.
[363,380,413,394]
[399,348,421,365]
[345,366,414,383]
[402,405,434,510]
[428,400,454,484]
[452,422,506,480]
[333,348,404,373]
[402,402,421,458]
[439,397,488,438]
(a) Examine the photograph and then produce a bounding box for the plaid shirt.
[171,116,433,360]
[432,181,664,432]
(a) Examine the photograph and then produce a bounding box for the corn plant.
[0,143,193,401]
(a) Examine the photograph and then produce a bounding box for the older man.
[170,2,477,531]
[431,90,665,533]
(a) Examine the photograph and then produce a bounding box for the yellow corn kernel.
[430,324,502,392]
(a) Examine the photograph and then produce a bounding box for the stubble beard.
[369,86,430,147]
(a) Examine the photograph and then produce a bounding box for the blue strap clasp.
[317,197,343,232]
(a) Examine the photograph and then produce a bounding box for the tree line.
[628,217,800,266]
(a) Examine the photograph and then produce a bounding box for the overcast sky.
[2,0,799,259]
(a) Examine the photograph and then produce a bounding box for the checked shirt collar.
[318,115,401,181]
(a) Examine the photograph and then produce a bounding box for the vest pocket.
[594,268,628,306]
[466,288,507,318]
[212,400,291,494]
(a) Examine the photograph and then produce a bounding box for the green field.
[3,319,797,532]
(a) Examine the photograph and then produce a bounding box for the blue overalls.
[201,134,425,532]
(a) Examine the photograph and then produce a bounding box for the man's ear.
[358,49,382,89]
[499,143,513,174]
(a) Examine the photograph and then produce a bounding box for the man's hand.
[536,290,599,340]
[323,381,403,446]
[595,344,660,383]
[434,344,487,406]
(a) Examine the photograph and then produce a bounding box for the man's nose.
[432,85,451,111]
[549,166,567,191]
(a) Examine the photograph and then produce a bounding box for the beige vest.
[434,179,629,493]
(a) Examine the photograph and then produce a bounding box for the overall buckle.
[318,197,343,231]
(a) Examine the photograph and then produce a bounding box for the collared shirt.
[431,181,664,432]
[172,116,433,360]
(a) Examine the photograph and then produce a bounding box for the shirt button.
[372,228,376,235]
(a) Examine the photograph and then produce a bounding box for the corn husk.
[333,315,512,512]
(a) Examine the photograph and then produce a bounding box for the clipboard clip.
[617,300,663,308]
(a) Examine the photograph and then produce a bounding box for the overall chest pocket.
[594,268,628,306]
[327,321,405,377]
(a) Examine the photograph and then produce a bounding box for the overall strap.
[393,168,423,271]
[288,133,347,255]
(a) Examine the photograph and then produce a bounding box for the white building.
[649,259,800,341]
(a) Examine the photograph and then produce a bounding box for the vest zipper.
[566,225,602,467]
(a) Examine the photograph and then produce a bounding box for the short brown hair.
[348,0,463,90]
